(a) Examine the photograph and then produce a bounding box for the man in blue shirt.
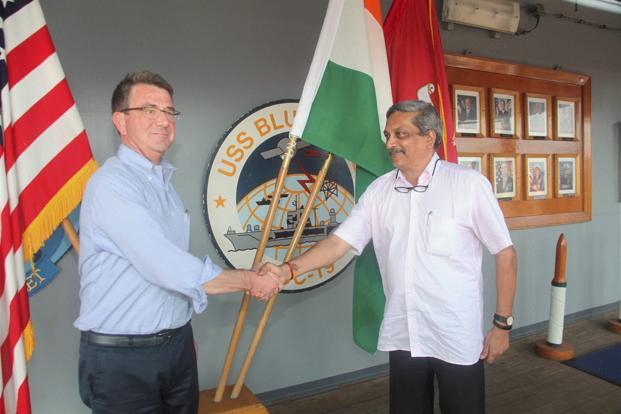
[75,70,281,413]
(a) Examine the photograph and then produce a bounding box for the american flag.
[0,1,97,412]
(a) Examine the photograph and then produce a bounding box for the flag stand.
[202,135,298,412]
[199,385,268,414]
[231,153,333,399]
[202,151,333,412]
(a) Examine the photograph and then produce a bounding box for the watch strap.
[494,313,512,325]
[493,319,512,330]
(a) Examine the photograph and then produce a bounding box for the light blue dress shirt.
[74,145,222,334]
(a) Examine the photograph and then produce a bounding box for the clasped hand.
[247,267,283,301]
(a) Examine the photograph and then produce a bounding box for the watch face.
[506,316,514,325]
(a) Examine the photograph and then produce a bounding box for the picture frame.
[458,153,488,177]
[556,97,578,140]
[525,155,550,199]
[492,155,517,199]
[556,155,578,196]
[525,94,552,139]
[490,89,519,138]
[444,54,591,230]
[453,85,487,137]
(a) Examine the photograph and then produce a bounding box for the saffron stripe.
[363,0,382,26]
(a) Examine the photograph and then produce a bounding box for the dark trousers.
[78,322,198,414]
[389,351,485,414]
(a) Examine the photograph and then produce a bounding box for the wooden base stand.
[534,340,574,361]
[607,319,621,334]
[199,385,268,413]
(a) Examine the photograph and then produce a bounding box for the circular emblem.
[203,100,356,292]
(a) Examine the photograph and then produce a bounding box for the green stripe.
[303,61,391,354]
[352,167,385,354]
[302,61,392,177]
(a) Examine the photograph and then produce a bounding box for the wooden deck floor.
[267,312,621,414]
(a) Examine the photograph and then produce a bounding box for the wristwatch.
[493,313,514,330]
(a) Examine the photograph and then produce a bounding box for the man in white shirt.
[262,100,517,413]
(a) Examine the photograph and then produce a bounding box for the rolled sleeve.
[193,258,223,313]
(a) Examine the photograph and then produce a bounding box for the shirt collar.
[396,153,440,186]
[117,144,177,185]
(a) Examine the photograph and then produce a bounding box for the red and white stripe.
[1,1,95,413]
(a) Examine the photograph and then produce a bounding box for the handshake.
[245,262,295,301]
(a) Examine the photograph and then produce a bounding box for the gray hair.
[111,70,174,113]
[386,100,443,148]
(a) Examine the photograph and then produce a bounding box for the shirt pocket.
[426,214,457,257]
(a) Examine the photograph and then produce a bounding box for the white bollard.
[535,234,574,361]
[547,284,567,345]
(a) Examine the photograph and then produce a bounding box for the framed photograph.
[525,155,550,198]
[490,89,519,137]
[525,94,552,139]
[557,156,578,196]
[492,156,517,199]
[453,85,487,137]
[458,154,488,177]
[556,97,578,139]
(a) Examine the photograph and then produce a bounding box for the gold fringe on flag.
[22,159,98,263]
[23,320,35,361]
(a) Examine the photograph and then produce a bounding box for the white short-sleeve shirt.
[334,154,512,364]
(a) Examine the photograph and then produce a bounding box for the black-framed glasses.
[120,105,181,122]
[393,158,440,193]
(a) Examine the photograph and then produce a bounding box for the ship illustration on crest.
[224,201,338,252]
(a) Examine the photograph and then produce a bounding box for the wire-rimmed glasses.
[393,158,440,193]
[120,105,181,122]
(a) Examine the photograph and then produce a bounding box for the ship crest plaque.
[204,100,356,292]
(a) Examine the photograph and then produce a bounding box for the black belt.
[81,326,183,348]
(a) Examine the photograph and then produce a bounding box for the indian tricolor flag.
[290,0,393,353]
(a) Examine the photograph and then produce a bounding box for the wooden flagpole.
[62,218,80,254]
[213,134,299,403]
[230,153,333,399]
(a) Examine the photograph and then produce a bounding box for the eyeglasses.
[393,158,440,193]
[120,105,181,122]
